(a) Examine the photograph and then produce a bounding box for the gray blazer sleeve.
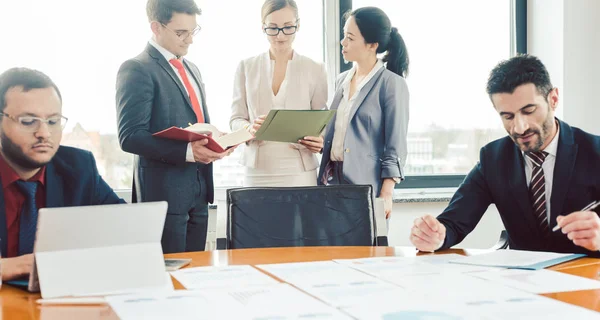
[381,76,409,180]
[116,59,188,165]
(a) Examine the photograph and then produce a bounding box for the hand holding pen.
[553,200,600,251]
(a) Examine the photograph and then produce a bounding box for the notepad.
[254,109,335,143]
[448,250,585,270]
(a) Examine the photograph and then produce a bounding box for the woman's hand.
[248,115,267,137]
[379,179,396,218]
[298,135,324,153]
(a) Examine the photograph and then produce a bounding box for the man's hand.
[191,139,234,164]
[556,211,600,251]
[1,254,33,281]
[409,215,446,252]
[298,136,324,153]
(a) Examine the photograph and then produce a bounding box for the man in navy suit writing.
[0,68,123,281]
[410,55,600,256]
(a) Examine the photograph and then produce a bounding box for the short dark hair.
[345,7,409,78]
[0,67,62,112]
[486,54,553,100]
[146,0,201,24]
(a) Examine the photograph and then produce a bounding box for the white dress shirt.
[523,125,560,222]
[148,38,204,163]
[330,60,385,161]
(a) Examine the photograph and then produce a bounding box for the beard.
[1,131,51,170]
[511,113,554,153]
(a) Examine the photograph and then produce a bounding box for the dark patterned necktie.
[526,151,549,234]
[15,180,39,255]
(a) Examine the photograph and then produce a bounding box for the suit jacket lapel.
[145,44,194,111]
[347,67,385,122]
[45,162,64,208]
[259,52,273,116]
[550,119,578,222]
[184,60,211,123]
[508,145,541,238]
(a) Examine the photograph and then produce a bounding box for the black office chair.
[216,185,388,249]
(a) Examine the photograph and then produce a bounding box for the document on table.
[470,268,600,293]
[210,283,352,319]
[344,291,600,320]
[448,250,585,270]
[170,265,279,290]
[107,283,352,320]
[256,261,376,286]
[387,272,535,303]
[295,278,404,309]
[106,290,217,320]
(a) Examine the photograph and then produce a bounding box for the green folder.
[254,109,336,143]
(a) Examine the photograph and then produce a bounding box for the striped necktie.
[526,151,549,234]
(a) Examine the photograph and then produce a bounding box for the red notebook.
[153,126,253,153]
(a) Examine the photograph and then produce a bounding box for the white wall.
[528,0,600,134]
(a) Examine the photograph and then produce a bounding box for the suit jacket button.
[345,148,350,153]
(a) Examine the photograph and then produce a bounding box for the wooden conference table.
[1,246,599,319]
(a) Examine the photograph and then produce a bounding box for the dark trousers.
[161,170,208,253]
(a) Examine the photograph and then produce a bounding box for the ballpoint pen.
[552,200,600,232]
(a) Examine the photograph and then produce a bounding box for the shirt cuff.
[186,142,195,163]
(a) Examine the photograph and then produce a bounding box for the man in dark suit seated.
[0,68,124,281]
[410,55,600,256]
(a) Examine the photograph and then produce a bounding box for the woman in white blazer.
[230,0,328,187]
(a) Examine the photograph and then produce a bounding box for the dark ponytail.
[384,27,409,77]
[347,7,409,78]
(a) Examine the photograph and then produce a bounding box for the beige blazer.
[230,51,328,170]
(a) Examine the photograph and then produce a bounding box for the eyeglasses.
[161,23,201,41]
[263,25,298,36]
[0,112,68,133]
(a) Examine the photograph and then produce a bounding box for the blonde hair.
[261,0,298,23]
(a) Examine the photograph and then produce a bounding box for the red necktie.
[169,58,205,123]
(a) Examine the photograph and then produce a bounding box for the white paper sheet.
[256,261,377,285]
[106,291,217,320]
[210,283,352,319]
[470,268,600,293]
[295,278,404,308]
[170,265,278,289]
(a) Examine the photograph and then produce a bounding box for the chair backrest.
[221,185,386,249]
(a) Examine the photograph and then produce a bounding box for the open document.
[153,123,253,153]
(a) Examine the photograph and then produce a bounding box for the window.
[0,0,324,189]
[351,0,512,178]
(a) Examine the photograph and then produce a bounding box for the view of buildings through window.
[0,0,510,189]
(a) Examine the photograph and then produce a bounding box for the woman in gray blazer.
[318,7,409,218]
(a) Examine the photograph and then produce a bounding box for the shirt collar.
[149,38,178,62]
[342,59,385,93]
[0,154,46,189]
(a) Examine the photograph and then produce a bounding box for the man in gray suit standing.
[116,0,233,253]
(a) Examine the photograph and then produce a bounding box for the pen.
[552,200,600,232]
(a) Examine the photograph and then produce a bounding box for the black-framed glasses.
[263,25,298,36]
[161,23,201,41]
[0,112,68,133]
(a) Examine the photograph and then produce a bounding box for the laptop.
[6,201,168,297]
